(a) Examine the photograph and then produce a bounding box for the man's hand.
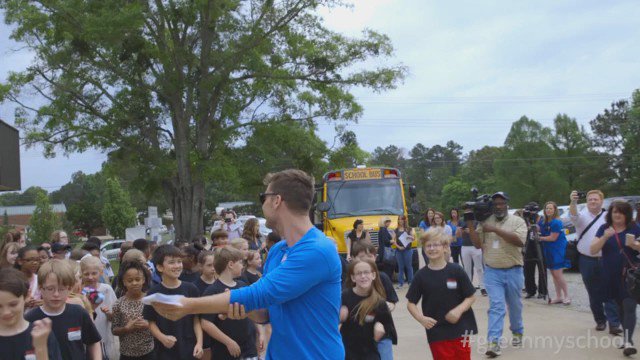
[227,302,248,320]
[482,223,497,233]
[225,339,241,358]
[419,316,437,329]
[31,318,52,349]
[570,190,579,203]
[151,296,189,321]
[445,308,462,324]
[161,335,177,349]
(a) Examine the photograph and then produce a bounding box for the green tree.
[441,177,473,211]
[50,172,105,236]
[589,92,640,194]
[0,0,405,242]
[458,145,502,193]
[495,116,566,207]
[238,120,328,199]
[29,191,60,244]
[369,145,405,169]
[0,186,48,206]
[102,178,137,239]
[328,131,370,169]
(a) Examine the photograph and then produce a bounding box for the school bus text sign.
[343,168,382,181]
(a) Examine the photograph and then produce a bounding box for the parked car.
[100,240,125,262]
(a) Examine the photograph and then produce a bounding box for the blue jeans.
[579,255,620,327]
[377,338,393,360]
[484,266,524,343]
[395,248,414,286]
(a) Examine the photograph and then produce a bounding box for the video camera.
[522,202,540,224]
[463,188,493,222]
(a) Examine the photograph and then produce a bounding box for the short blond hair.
[79,255,103,272]
[587,190,604,200]
[230,238,248,249]
[122,248,146,264]
[419,227,451,249]
[38,259,76,288]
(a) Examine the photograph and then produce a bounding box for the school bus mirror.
[409,185,417,198]
[316,202,331,212]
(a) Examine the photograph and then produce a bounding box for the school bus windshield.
[326,178,404,219]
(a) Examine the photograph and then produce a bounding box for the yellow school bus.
[316,167,417,254]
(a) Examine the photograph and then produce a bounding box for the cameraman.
[218,209,243,239]
[521,204,548,300]
[569,190,621,334]
[467,192,527,358]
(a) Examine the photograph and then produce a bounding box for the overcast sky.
[2,0,640,191]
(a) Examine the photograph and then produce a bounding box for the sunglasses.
[259,192,278,204]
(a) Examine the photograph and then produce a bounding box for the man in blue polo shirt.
[150,169,344,360]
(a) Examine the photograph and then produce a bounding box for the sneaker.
[537,294,547,299]
[481,289,488,297]
[524,293,536,299]
[395,284,403,290]
[486,342,502,357]
[624,343,637,356]
[610,326,623,336]
[512,333,523,347]
[595,322,607,331]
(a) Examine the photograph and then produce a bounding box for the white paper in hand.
[399,232,412,248]
[141,293,184,307]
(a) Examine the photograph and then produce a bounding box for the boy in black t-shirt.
[143,245,203,360]
[25,259,102,360]
[407,228,477,360]
[201,247,261,360]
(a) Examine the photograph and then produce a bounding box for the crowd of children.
[0,214,481,360]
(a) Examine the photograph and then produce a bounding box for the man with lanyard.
[468,192,527,358]
[569,190,621,334]
[150,169,344,360]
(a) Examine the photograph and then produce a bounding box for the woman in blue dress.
[591,200,640,356]
[538,201,570,305]
[447,208,464,264]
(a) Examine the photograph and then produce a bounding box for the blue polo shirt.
[230,227,344,360]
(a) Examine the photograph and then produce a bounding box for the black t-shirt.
[378,272,399,304]
[201,279,258,360]
[340,288,396,360]
[241,270,261,285]
[143,281,200,359]
[192,276,215,296]
[406,263,478,343]
[25,304,101,360]
[179,270,200,283]
[0,323,63,360]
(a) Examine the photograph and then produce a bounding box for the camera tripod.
[523,219,549,301]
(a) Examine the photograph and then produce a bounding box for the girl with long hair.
[341,259,397,360]
[0,242,20,269]
[538,201,570,305]
[242,218,263,251]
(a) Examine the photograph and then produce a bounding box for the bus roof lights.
[383,169,399,178]
[327,171,342,181]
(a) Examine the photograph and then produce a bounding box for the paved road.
[392,270,638,359]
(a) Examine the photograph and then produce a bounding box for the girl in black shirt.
[341,259,396,360]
